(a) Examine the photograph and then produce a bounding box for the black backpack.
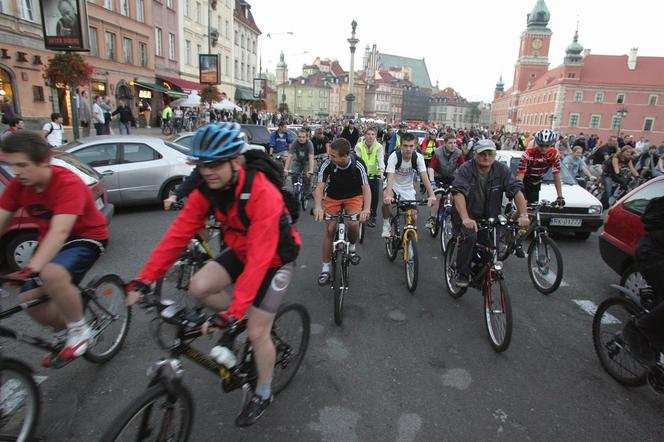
[395,149,420,174]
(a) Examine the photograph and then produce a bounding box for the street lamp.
[616,106,628,137]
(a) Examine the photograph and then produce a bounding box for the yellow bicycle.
[385,199,427,292]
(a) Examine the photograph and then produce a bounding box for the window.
[644,118,655,132]
[123,37,133,64]
[32,86,44,102]
[252,67,255,79]
[196,2,201,23]
[120,0,129,16]
[616,93,625,104]
[138,42,147,67]
[168,33,176,60]
[595,92,604,102]
[76,144,118,167]
[105,32,116,60]
[241,34,245,49]
[649,95,658,106]
[240,62,244,80]
[196,44,201,64]
[568,113,580,128]
[623,181,664,216]
[234,60,238,78]
[122,144,157,163]
[166,0,173,9]
[225,20,230,39]
[308,89,313,97]
[136,0,144,21]
[574,90,583,102]
[297,89,302,97]
[234,30,238,45]
[104,0,113,10]
[20,0,36,21]
[155,28,162,56]
[185,40,191,65]
[611,115,621,130]
[589,114,601,129]
[253,40,256,54]
[225,56,230,76]
[184,0,189,16]
[89,27,98,57]
[246,65,250,81]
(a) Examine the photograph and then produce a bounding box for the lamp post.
[616,106,628,138]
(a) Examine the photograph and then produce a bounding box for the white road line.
[572,299,620,324]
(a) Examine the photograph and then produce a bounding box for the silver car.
[63,136,195,205]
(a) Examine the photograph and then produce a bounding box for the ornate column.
[345,20,359,117]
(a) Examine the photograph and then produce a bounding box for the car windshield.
[165,141,191,155]
[173,135,194,149]
[57,140,84,151]
[408,130,427,138]
[51,153,100,186]
[507,157,576,185]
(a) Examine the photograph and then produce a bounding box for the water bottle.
[210,345,237,368]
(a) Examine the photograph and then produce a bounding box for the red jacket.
[138,167,301,318]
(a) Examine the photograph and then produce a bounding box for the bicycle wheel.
[358,222,365,244]
[84,274,132,364]
[483,276,513,353]
[271,303,311,395]
[428,217,439,238]
[444,238,467,298]
[100,382,193,442]
[592,297,648,387]
[440,212,453,255]
[155,257,203,311]
[332,251,345,326]
[496,226,514,262]
[527,234,563,294]
[404,230,419,293]
[0,358,40,442]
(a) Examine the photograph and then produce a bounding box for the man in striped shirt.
[516,129,565,205]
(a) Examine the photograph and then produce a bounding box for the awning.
[158,75,204,93]
[235,86,256,101]
[134,81,187,98]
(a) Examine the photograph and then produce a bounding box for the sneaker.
[623,319,656,367]
[41,333,67,368]
[454,274,470,288]
[235,393,273,427]
[514,244,526,258]
[59,325,92,361]
[424,217,435,229]
[382,222,391,238]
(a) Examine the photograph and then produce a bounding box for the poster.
[40,0,90,51]
[253,78,267,99]
[199,54,219,84]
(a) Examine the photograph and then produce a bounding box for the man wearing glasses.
[451,140,529,288]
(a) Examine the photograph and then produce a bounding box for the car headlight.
[588,205,602,215]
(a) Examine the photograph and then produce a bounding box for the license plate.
[549,217,582,227]
[96,197,104,210]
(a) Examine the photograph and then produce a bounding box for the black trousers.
[452,211,491,276]
[523,181,541,204]
[368,176,380,216]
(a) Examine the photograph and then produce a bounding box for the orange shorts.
[323,195,363,215]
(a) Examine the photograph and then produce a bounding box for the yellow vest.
[357,141,380,176]
[424,140,436,160]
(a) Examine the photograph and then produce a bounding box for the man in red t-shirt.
[0,131,108,365]
[516,129,564,205]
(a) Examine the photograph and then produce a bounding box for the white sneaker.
[59,325,92,360]
[382,222,391,238]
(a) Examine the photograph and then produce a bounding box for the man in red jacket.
[127,123,301,427]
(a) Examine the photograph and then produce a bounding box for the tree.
[200,85,222,107]
[469,105,482,126]
[278,102,289,113]
[43,53,93,140]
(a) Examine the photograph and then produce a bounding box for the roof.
[234,0,261,35]
[330,60,345,77]
[576,54,664,87]
[377,53,432,88]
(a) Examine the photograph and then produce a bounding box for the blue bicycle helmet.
[190,122,246,162]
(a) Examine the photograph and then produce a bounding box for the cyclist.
[382,132,436,238]
[314,138,370,285]
[425,135,465,228]
[312,127,331,157]
[354,126,385,227]
[451,140,529,287]
[562,145,597,188]
[421,128,440,169]
[387,121,409,155]
[127,122,301,427]
[600,145,639,208]
[0,131,109,364]
[516,129,564,205]
[161,103,173,129]
[173,106,184,133]
[268,121,294,161]
[283,128,315,197]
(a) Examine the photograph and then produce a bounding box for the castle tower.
[512,0,552,92]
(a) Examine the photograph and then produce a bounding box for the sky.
[250,0,663,103]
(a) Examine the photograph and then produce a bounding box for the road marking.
[440,368,472,390]
[397,413,423,442]
[308,406,359,442]
[572,300,620,324]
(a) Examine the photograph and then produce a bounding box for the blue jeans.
[118,122,131,135]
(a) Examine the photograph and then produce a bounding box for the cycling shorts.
[215,248,293,314]
[323,195,363,216]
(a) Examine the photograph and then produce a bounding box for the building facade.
[232,0,260,110]
[280,72,331,119]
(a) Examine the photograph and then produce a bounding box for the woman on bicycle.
[601,145,639,208]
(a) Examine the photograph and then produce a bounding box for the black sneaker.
[623,319,657,367]
[514,244,526,258]
[236,393,273,427]
[455,273,470,288]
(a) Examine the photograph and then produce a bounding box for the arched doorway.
[115,81,133,109]
[0,64,18,120]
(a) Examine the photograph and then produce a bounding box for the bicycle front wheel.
[84,274,132,364]
[592,297,648,387]
[483,276,513,353]
[404,231,419,293]
[0,358,40,442]
[332,251,345,326]
[527,234,563,294]
[271,303,311,395]
[440,212,453,255]
[496,226,513,262]
[444,238,467,299]
[101,382,193,442]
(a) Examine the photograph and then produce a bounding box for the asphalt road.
[3,204,663,441]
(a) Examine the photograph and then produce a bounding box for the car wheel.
[4,231,39,271]
[620,265,647,298]
[574,232,591,240]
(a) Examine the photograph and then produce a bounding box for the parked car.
[174,123,270,150]
[0,151,114,270]
[173,132,265,153]
[62,136,195,206]
[408,130,428,145]
[599,176,664,295]
[496,150,604,239]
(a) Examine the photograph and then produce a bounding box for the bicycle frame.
[468,218,507,288]
[0,293,58,355]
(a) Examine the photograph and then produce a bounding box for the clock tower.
[513,0,552,93]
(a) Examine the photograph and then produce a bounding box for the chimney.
[583,48,591,58]
[628,47,638,70]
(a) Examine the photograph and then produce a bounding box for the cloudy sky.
[251,0,662,102]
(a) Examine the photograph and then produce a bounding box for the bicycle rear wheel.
[444,238,467,298]
[84,274,132,364]
[404,231,419,293]
[592,297,648,387]
[155,256,204,311]
[483,276,512,353]
[332,251,345,326]
[271,303,311,395]
[100,382,193,442]
[527,234,563,294]
[0,358,40,442]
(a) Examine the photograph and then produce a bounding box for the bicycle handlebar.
[434,186,452,196]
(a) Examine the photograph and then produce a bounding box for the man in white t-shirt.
[42,113,64,147]
[382,132,436,237]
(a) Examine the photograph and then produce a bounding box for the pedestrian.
[42,113,65,148]
[1,96,15,126]
[112,99,135,135]
[340,119,360,147]
[251,110,258,125]
[78,90,91,137]
[1,117,24,142]
[101,95,113,135]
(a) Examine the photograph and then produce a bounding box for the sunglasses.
[476,151,497,157]
[188,157,229,169]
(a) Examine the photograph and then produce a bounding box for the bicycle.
[161,118,174,136]
[497,200,564,294]
[288,172,310,212]
[592,284,664,394]
[385,199,427,293]
[443,217,513,352]
[326,212,359,325]
[428,185,454,254]
[0,273,131,441]
[101,293,310,441]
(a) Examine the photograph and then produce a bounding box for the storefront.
[0,63,17,118]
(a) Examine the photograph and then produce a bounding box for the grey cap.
[474,139,497,153]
